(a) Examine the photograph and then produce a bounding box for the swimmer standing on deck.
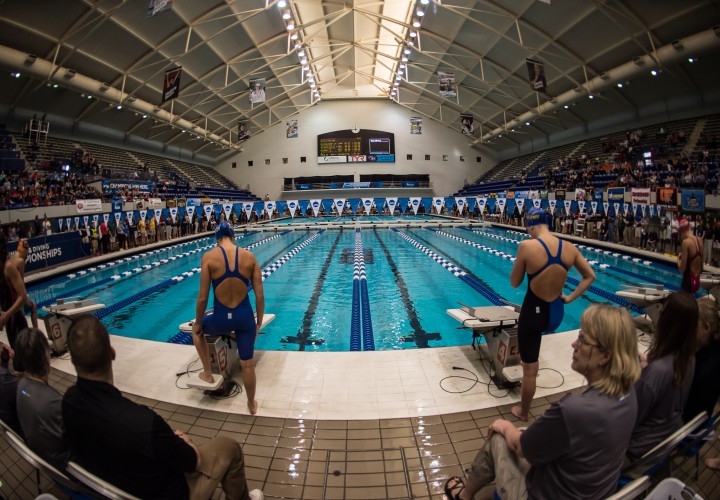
[192,222,264,414]
[509,207,595,421]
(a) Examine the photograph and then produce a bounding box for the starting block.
[180,311,275,392]
[447,304,521,389]
[700,273,720,301]
[42,298,105,355]
[616,284,671,334]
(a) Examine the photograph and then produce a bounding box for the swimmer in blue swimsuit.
[509,207,596,421]
[192,222,264,414]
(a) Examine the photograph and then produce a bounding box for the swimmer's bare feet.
[511,405,528,422]
[199,372,215,384]
[248,400,258,415]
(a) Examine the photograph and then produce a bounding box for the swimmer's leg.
[512,361,538,422]
[239,358,257,415]
[29,301,38,329]
[193,317,215,384]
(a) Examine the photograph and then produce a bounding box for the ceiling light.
[391,91,396,96]
[308,75,315,82]
[300,57,308,64]
[278,0,287,7]
[298,50,305,57]
[396,75,402,80]
[409,30,417,37]
[11,72,20,78]
[290,32,298,40]
[564,104,569,109]
[412,19,421,28]
[398,70,404,75]
[310,82,316,88]
[651,69,658,76]
[588,94,594,99]
[303,65,309,70]
[617,82,623,88]
[401,56,409,62]
[142,114,147,119]
[287,21,294,30]
[393,81,399,86]
[282,10,291,20]
[420,0,429,4]
[116,104,122,110]
[400,63,406,68]
[404,47,411,54]
[688,57,696,63]
[417,8,425,16]
[525,121,530,125]
[52,83,59,88]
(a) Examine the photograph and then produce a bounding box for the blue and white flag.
[590,201,598,215]
[455,197,467,215]
[58,218,63,231]
[264,201,275,217]
[67,218,72,229]
[497,198,506,215]
[548,200,557,214]
[223,203,233,220]
[603,202,609,215]
[515,198,525,213]
[533,199,542,209]
[186,206,195,220]
[477,197,487,213]
[362,198,373,213]
[83,216,90,227]
[640,204,646,217]
[287,200,298,218]
[126,212,133,223]
[613,203,620,216]
[139,210,147,222]
[243,202,253,220]
[334,198,346,214]
[310,199,321,217]
[92,214,99,223]
[623,203,629,216]
[74,217,80,229]
[577,201,585,214]
[169,207,178,222]
[410,197,421,215]
[432,197,444,214]
[564,200,572,215]
[386,197,398,214]
[153,209,160,222]
[103,213,110,224]
[649,205,655,217]
[114,213,121,225]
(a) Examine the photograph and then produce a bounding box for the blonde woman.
[444,305,640,500]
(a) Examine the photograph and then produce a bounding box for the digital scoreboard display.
[317,129,395,164]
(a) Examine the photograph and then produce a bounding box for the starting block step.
[502,365,523,383]
[186,373,224,391]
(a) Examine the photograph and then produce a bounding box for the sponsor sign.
[317,156,347,164]
[681,189,705,212]
[607,187,625,203]
[75,199,102,214]
[631,188,651,205]
[102,180,154,193]
[7,232,87,272]
[348,156,367,163]
[342,182,371,189]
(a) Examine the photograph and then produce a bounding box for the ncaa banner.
[334,198,346,214]
[613,203,620,217]
[310,199,321,217]
[548,200,556,214]
[83,216,89,228]
[242,203,253,221]
[154,209,162,222]
[103,213,110,224]
[386,198,398,214]
[477,197,487,213]
[203,205,213,221]
[432,197,444,214]
[563,200,572,215]
[649,205,655,217]
[186,206,195,220]
[532,199,542,209]
[223,203,233,220]
[362,198,373,213]
[590,201,598,215]
[114,213,121,225]
[66,218,72,230]
[681,189,705,212]
[125,212,133,223]
[602,202,609,215]
[623,204,629,215]
[455,197,467,215]
[515,199,525,213]
[92,215,99,223]
[139,210,147,222]
[58,218,64,231]
[640,204,646,217]
[577,201,585,214]
[263,201,275,216]
[497,198,506,215]
[169,207,178,222]
[162,66,182,103]
[410,198,421,215]
[74,217,80,229]
[287,200,298,217]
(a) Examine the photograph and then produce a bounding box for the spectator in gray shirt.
[444,304,640,500]
[15,327,70,471]
[628,292,697,461]
[0,341,23,437]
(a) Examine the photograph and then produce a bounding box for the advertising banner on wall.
[410,117,422,135]
[681,189,705,212]
[437,71,457,98]
[607,187,625,203]
[631,188,651,206]
[75,199,102,214]
[656,188,678,208]
[7,232,87,273]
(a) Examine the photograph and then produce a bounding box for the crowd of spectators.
[0,169,99,209]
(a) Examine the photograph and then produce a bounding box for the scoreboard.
[317,129,395,164]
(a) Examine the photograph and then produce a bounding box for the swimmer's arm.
[562,248,596,304]
[510,242,527,288]
[194,254,211,325]
[678,239,688,271]
[251,257,264,334]
[2,263,28,317]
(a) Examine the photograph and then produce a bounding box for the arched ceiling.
[0,0,719,160]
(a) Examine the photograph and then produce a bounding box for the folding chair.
[1,429,95,498]
[645,477,702,500]
[605,476,651,500]
[677,409,720,480]
[66,461,142,500]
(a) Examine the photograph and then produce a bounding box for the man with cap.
[192,222,264,414]
[678,217,703,293]
[509,207,596,421]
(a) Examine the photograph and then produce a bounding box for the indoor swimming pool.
[28,222,685,351]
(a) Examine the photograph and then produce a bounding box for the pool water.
[29,223,684,351]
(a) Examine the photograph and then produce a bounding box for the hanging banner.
[74,217,80,229]
[437,71,457,98]
[310,199,321,217]
[515,199,525,213]
[102,213,110,224]
[564,200,572,215]
[169,207,178,222]
[137,210,146,222]
[287,200,298,217]
[590,201,598,215]
[613,203,620,216]
[162,66,182,103]
[681,189,705,212]
[477,197,487,213]
[67,218,72,230]
[249,77,266,104]
[607,188,625,203]
[114,213,121,225]
[577,201,585,214]
[362,198,373,214]
[548,200,557,214]
[656,188,678,208]
[223,203,233,220]
[334,198,346,215]
[526,58,548,94]
[602,202,609,215]
[410,197,421,215]
[242,202,254,221]
[497,198,506,215]
[532,199,542,209]
[410,117,422,135]
[264,201,275,217]
[649,205,656,217]
[631,188,651,206]
[75,199,102,214]
[286,120,298,138]
[460,114,474,136]
[186,206,195,221]
[455,197,467,215]
[83,216,89,228]
[58,218,63,231]
[92,215,99,224]
[432,197,444,214]
[386,198,398,214]
[623,204,629,215]
[640,204,647,217]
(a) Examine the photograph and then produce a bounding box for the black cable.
[535,367,566,389]
[439,366,510,398]
[174,356,244,399]
[175,357,202,390]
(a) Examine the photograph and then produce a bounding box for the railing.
[283,180,431,191]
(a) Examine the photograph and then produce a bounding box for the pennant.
[126,212,133,223]
[577,201,585,214]
[103,213,110,224]
[532,199,541,209]
[287,200,298,218]
[623,203,629,216]
[361,198,373,214]
[613,203,620,217]
[564,200,572,215]
[73,217,79,229]
[92,214,99,223]
[66,218,72,230]
[386,198,398,214]
[497,198,506,215]
[590,201,598,215]
[169,207,178,222]
[548,200,556,214]
[602,202,609,216]
[114,213,121,225]
[310,199,321,217]
[186,206,195,220]
[455,197,467,215]
[58,218,63,231]
[334,198,346,215]
[83,216,89,228]
[649,205,655,217]
[477,197,487,213]
[432,197,444,214]
[242,203,253,221]
[139,210,147,222]
[515,199,525,213]
[410,197,421,215]
[221,203,231,221]
[640,204,646,217]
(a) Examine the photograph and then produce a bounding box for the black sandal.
[444,476,465,500]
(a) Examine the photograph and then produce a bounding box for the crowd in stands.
[0,169,99,209]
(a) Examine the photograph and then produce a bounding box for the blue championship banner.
[681,189,705,212]
[607,187,625,203]
[7,232,88,272]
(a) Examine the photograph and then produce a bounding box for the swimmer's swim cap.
[678,218,690,232]
[17,239,29,259]
[215,221,234,240]
[526,207,550,227]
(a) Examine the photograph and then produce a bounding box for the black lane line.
[260,233,308,268]
[281,231,342,351]
[374,228,441,348]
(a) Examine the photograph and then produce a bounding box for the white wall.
[216,100,496,199]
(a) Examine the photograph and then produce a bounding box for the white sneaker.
[249,489,264,500]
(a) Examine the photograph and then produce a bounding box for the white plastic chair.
[645,478,703,500]
[66,461,141,500]
[606,476,651,500]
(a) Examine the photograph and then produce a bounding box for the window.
[425,154,431,161]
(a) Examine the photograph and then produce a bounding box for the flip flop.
[444,476,465,500]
